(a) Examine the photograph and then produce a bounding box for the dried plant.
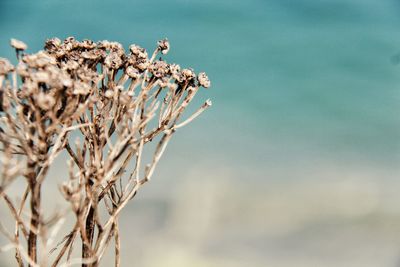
[0,37,211,267]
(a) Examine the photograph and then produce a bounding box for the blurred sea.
[0,0,400,266]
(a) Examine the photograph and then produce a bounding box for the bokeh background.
[1,0,400,266]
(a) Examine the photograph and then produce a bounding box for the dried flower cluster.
[0,37,211,267]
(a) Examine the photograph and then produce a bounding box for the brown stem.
[28,176,40,266]
[114,221,120,267]
[82,206,96,267]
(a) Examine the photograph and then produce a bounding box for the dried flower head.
[63,36,78,51]
[169,63,182,82]
[79,39,97,49]
[0,58,14,75]
[129,44,146,56]
[10,38,27,51]
[44,37,61,52]
[157,38,170,54]
[181,68,195,81]
[149,60,169,78]
[22,51,56,68]
[198,72,211,88]
[104,52,123,69]
[0,36,212,267]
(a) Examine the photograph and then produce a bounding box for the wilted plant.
[0,37,211,267]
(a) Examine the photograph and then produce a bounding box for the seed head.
[108,42,125,56]
[197,72,211,88]
[104,52,123,69]
[63,37,78,51]
[149,60,169,78]
[157,38,170,55]
[81,49,105,60]
[181,68,195,81]
[10,38,27,51]
[79,39,97,50]
[44,38,61,53]
[22,51,56,68]
[0,58,14,75]
[129,44,146,56]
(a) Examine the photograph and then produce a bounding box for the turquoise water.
[0,0,399,169]
[0,1,400,266]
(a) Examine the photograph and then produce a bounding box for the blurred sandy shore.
[2,161,400,267]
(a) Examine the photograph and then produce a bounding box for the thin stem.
[27,164,40,267]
